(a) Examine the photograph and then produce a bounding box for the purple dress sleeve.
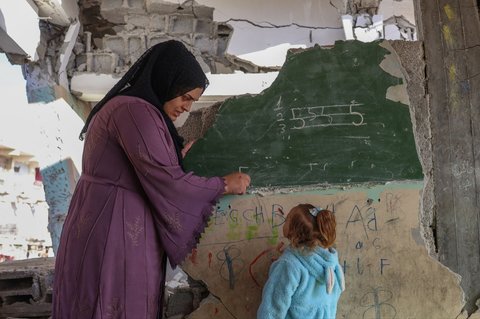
[110,99,224,266]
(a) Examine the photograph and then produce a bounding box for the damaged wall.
[75,0,235,76]
[176,40,470,318]
[183,41,422,186]
[414,0,480,314]
[183,185,464,318]
[195,0,417,66]
[3,0,480,318]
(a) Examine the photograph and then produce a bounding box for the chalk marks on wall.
[249,241,286,287]
[190,195,402,293]
[185,41,423,186]
[216,245,245,290]
[273,96,366,140]
[360,287,397,319]
[289,100,366,130]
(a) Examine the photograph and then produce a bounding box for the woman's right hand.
[223,172,251,195]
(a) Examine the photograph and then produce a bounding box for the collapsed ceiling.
[1,0,393,120]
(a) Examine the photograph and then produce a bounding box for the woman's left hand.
[182,140,196,158]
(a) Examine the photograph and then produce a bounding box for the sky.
[0,1,83,170]
[0,53,43,155]
[0,53,84,170]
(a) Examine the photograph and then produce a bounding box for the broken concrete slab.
[182,184,465,318]
[0,257,54,319]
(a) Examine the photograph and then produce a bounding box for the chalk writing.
[345,204,377,240]
[249,241,285,287]
[273,96,287,136]
[380,258,390,275]
[212,204,286,235]
[385,193,402,224]
[360,287,397,319]
[342,257,391,276]
[216,245,245,290]
[290,100,365,130]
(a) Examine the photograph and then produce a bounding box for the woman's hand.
[223,172,251,195]
[182,140,196,158]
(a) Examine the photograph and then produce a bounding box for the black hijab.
[79,40,209,168]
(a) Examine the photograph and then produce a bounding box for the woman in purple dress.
[52,40,250,319]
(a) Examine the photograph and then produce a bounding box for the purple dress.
[52,96,224,318]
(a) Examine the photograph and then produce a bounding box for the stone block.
[194,35,215,55]
[104,35,126,60]
[127,35,146,64]
[164,289,194,317]
[41,158,79,254]
[145,0,178,14]
[0,258,55,319]
[149,14,168,32]
[101,0,145,24]
[89,52,118,74]
[169,14,195,34]
[195,19,213,35]
[189,5,213,20]
[126,14,150,29]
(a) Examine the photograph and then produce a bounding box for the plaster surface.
[183,183,464,318]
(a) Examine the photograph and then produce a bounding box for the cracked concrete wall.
[4,1,478,318]
[195,0,345,66]
[414,0,480,314]
[76,0,234,75]
[183,185,465,319]
[174,41,472,318]
[194,0,416,67]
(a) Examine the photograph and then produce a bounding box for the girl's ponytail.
[315,210,336,248]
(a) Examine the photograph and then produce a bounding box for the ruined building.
[0,0,479,318]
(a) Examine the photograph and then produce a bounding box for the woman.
[52,40,250,318]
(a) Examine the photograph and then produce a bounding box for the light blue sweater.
[257,246,345,319]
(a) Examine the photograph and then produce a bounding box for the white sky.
[0,1,40,59]
[0,53,84,170]
[0,0,84,170]
[0,53,42,154]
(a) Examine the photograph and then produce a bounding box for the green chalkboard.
[184,41,423,187]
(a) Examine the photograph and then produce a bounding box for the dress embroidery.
[165,212,182,231]
[83,129,101,161]
[136,143,151,177]
[106,298,123,319]
[78,302,91,315]
[126,216,144,246]
[76,213,91,239]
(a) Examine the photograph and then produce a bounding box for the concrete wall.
[4,1,480,318]
[195,0,416,66]
[183,183,464,318]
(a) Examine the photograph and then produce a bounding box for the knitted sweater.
[257,246,345,319]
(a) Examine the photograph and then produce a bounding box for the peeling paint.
[184,184,464,319]
[379,41,410,105]
[386,84,410,105]
[442,25,454,48]
[444,4,457,21]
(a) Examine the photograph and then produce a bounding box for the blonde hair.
[283,204,336,249]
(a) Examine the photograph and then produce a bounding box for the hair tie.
[309,207,322,217]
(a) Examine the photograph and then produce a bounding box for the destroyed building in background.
[2,0,480,318]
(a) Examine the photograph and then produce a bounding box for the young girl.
[257,204,345,319]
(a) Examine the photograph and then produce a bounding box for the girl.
[257,204,345,319]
